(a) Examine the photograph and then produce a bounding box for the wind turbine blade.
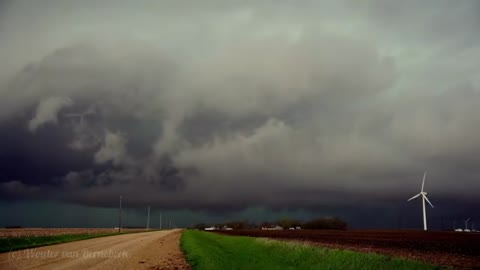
[423,195,434,208]
[407,193,421,201]
[466,218,471,222]
[421,172,426,192]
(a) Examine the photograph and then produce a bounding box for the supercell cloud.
[0,0,479,215]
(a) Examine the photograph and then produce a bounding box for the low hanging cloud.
[28,96,73,132]
[0,0,479,212]
[94,131,129,166]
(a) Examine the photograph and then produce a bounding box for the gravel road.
[0,229,190,270]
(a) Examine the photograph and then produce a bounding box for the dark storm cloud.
[0,0,479,213]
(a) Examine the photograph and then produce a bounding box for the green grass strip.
[181,230,447,270]
[0,233,121,253]
[0,230,159,253]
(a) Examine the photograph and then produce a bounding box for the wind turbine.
[407,172,434,231]
[464,218,471,231]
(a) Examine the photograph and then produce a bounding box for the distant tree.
[303,217,347,230]
[260,221,272,228]
[192,223,208,230]
[225,220,248,230]
[278,218,302,229]
[4,225,22,229]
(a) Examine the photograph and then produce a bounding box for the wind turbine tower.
[407,172,434,231]
[464,218,471,231]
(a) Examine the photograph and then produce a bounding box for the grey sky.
[0,0,479,226]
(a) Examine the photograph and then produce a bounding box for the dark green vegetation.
[0,230,157,253]
[181,230,445,270]
[0,233,120,252]
[192,216,348,230]
[302,217,347,230]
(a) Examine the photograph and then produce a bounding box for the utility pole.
[146,206,151,230]
[159,212,162,229]
[118,195,122,233]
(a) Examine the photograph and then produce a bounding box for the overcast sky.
[0,0,479,228]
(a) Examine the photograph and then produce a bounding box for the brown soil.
[216,229,480,269]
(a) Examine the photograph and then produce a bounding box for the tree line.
[191,216,347,230]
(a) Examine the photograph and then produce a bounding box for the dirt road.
[0,229,190,270]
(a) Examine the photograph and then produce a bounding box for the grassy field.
[0,232,124,252]
[181,230,445,270]
[0,229,159,253]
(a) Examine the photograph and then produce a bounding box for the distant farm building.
[262,225,283,230]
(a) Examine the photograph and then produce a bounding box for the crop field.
[0,228,151,252]
[181,230,443,270]
[0,228,145,238]
[215,230,480,269]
